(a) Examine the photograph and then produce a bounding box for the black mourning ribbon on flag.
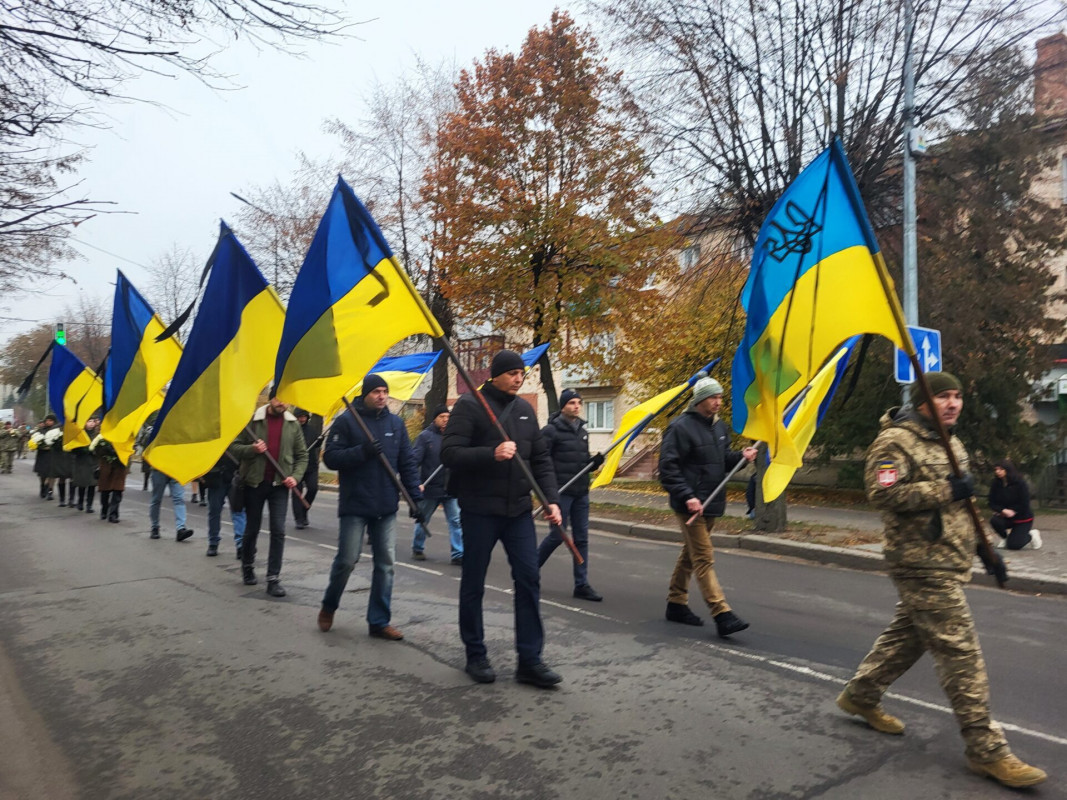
[155,226,228,343]
[16,341,55,401]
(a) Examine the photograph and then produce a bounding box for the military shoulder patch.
[877,460,898,487]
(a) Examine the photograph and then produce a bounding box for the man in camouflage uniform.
[0,421,19,473]
[837,372,1046,788]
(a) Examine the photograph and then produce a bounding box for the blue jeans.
[207,484,245,547]
[459,511,543,666]
[322,514,396,628]
[537,493,590,588]
[149,470,187,531]
[412,496,463,560]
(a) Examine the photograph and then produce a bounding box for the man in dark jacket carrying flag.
[537,388,604,601]
[659,372,756,638]
[442,349,563,688]
[317,375,422,640]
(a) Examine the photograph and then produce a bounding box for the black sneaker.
[206,544,218,557]
[465,658,496,684]
[515,661,562,688]
[573,584,603,602]
[176,528,194,542]
[713,610,749,638]
[666,602,704,626]
[242,567,258,586]
[412,550,426,561]
[150,528,161,540]
[265,580,286,598]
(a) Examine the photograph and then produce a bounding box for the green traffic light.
[54,324,66,346]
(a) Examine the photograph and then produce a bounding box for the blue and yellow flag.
[100,271,183,465]
[328,351,443,420]
[48,344,103,450]
[143,224,285,484]
[274,177,444,416]
[521,343,550,371]
[591,357,721,489]
[732,139,906,467]
[761,336,858,502]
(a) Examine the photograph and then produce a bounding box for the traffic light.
[54,322,66,346]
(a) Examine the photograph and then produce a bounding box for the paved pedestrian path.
[590,485,1067,595]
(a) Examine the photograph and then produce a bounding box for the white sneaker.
[1027,529,1043,550]
[994,537,1008,550]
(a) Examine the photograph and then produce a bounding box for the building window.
[586,399,615,432]
[679,243,701,272]
[1061,154,1067,205]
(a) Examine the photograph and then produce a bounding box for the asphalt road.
[1,469,1064,799]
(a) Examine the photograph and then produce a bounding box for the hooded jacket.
[865,407,974,578]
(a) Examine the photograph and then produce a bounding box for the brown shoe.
[836,690,905,734]
[968,755,1047,788]
[369,624,403,641]
[317,608,334,632]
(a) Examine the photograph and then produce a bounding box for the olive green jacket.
[865,407,974,580]
[228,406,309,489]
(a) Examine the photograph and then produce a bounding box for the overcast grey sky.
[1,1,570,344]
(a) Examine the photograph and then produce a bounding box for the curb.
[588,516,1067,598]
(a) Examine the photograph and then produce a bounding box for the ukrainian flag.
[274,177,444,416]
[143,224,285,484]
[521,343,550,370]
[591,357,720,489]
[48,344,103,450]
[327,351,443,420]
[732,139,906,468]
[761,336,858,502]
[100,271,183,465]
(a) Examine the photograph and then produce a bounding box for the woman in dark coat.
[30,416,59,499]
[989,458,1040,550]
[70,418,100,513]
[92,435,128,523]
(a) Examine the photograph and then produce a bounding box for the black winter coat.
[323,402,421,519]
[441,383,560,517]
[659,409,744,517]
[989,477,1033,522]
[542,412,591,497]
[413,424,449,500]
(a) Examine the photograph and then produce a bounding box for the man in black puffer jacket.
[537,388,605,602]
[317,375,422,641]
[659,372,756,638]
[442,349,563,688]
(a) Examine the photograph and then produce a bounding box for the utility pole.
[902,0,919,404]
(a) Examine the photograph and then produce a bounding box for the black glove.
[409,507,425,525]
[977,543,1009,585]
[590,453,605,470]
[366,439,384,457]
[948,473,974,501]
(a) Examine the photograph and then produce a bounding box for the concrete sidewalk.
[589,486,1067,597]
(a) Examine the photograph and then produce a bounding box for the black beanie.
[559,388,582,406]
[361,373,389,399]
[432,404,450,418]
[490,349,525,377]
[911,371,962,406]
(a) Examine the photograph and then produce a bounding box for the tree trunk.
[425,291,453,413]
[539,351,559,416]
[753,442,787,532]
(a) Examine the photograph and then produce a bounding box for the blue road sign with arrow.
[895,325,942,384]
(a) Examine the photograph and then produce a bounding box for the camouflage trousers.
[0,450,13,473]
[845,575,1010,762]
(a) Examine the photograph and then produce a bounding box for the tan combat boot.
[836,690,905,734]
[968,755,1047,788]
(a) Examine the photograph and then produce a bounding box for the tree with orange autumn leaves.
[424,12,670,412]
